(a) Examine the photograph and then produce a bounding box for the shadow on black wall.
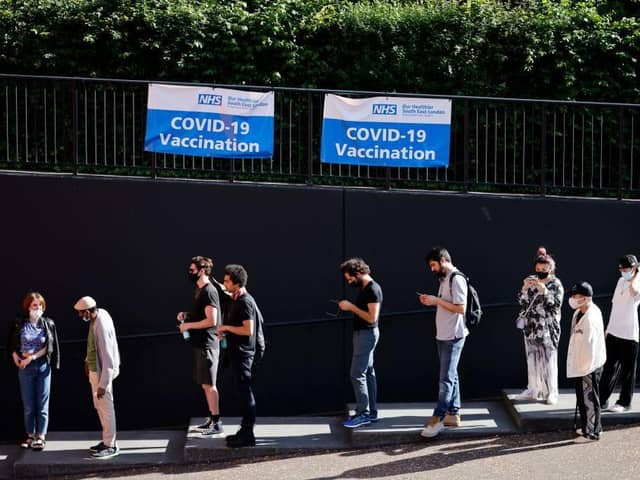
[0,173,637,439]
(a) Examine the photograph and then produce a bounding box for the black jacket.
[6,316,61,369]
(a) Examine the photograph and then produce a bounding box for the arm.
[421,273,466,314]
[95,317,119,392]
[541,280,564,314]
[434,297,465,314]
[630,274,640,295]
[18,346,48,369]
[180,305,217,332]
[338,301,381,324]
[51,321,61,369]
[219,319,254,337]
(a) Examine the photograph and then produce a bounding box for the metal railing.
[2,73,640,198]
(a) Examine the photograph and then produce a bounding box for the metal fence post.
[540,106,547,196]
[463,100,470,192]
[72,80,78,175]
[307,92,314,185]
[618,109,624,200]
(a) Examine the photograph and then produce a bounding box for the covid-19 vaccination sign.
[144,84,274,158]
[320,94,451,167]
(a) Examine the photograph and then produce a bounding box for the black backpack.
[449,271,482,330]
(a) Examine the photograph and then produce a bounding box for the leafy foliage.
[1,1,639,101]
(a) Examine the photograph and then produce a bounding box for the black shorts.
[193,346,219,386]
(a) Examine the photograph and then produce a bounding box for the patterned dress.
[518,276,564,401]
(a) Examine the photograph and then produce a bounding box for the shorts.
[193,346,219,386]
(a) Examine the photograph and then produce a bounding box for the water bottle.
[220,334,227,349]
[180,321,190,341]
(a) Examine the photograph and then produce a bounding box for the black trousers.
[229,350,256,431]
[576,368,602,438]
[599,334,639,407]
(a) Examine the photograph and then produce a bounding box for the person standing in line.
[176,256,223,435]
[337,258,383,429]
[74,296,121,459]
[515,254,564,405]
[419,247,467,438]
[599,254,640,413]
[7,292,60,451]
[217,264,259,448]
[566,282,606,443]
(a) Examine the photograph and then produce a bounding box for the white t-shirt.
[607,277,640,342]
[435,268,469,341]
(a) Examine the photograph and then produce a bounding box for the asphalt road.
[74,425,640,480]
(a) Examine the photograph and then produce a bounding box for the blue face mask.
[621,271,634,281]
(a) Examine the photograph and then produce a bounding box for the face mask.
[568,297,586,310]
[349,278,362,288]
[535,271,550,280]
[621,271,634,281]
[29,308,43,321]
[188,271,200,283]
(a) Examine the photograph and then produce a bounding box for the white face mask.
[29,308,43,321]
[621,271,634,281]
[568,297,587,310]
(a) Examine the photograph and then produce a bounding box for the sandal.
[32,438,45,451]
[20,436,34,449]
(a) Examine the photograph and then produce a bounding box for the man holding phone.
[418,247,468,438]
[338,258,383,429]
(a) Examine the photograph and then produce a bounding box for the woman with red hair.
[6,292,60,450]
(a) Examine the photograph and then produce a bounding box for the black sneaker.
[225,427,248,444]
[195,417,213,430]
[226,432,255,448]
[89,441,105,453]
[91,444,119,459]
[201,421,224,436]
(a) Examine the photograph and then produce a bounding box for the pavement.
[3,390,640,479]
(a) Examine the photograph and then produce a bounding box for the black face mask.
[349,278,362,288]
[188,272,199,283]
[535,271,550,279]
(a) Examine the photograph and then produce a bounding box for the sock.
[211,414,220,424]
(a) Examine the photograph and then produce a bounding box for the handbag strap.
[521,293,540,317]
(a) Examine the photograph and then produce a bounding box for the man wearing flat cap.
[74,296,121,459]
[566,281,606,443]
[599,254,640,413]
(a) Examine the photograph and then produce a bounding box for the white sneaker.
[421,416,445,438]
[545,394,558,405]
[607,403,629,413]
[513,389,536,401]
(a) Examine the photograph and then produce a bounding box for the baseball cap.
[569,281,593,298]
[74,296,97,310]
[619,254,638,269]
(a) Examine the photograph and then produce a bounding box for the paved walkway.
[3,392,640,479]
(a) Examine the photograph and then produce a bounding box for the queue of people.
[176,259,261,448]
[5,249,639,451]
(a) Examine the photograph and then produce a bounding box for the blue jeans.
[433,337,465,419]
[350,327,379,416]
[18,358,51,435]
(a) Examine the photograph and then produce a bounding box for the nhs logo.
[197,94,223,106]
[372,103,397,115]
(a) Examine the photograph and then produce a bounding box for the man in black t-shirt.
[338,258,383,429]
[217,264,259,448]
[176,256,222,436]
